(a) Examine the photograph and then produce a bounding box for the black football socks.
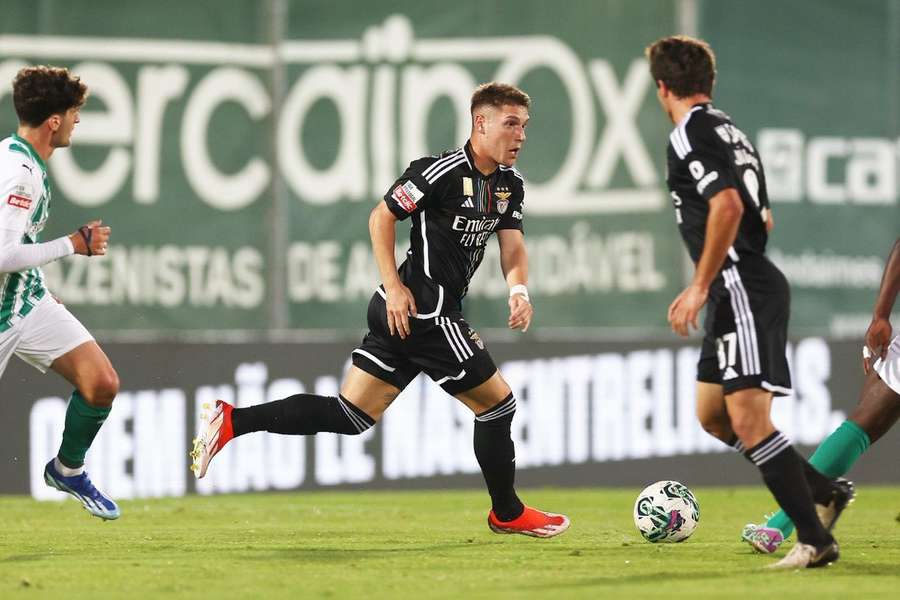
[231,394,375,437]
[745,431,832,546]
[473,394,524,522]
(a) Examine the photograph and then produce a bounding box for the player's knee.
[697,411,731,442]
[729,411,770,442]
[474,393,516,428]
[337,395,376,434]
[83,368,120,407]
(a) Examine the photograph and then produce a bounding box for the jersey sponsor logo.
[696,171,719,194]
[391,180,424,213]
[7,194,32,209]
[512,210,523,220]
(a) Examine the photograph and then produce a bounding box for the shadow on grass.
[532,562,900,589]
[238,540,505,563]
[1,554,50,563]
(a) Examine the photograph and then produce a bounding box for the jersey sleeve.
[496,180,525,232]
[382,157,436,221]
[683,123,738,202]
[0,162,36,237]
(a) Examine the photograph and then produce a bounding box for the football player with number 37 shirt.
[646,36,851,569]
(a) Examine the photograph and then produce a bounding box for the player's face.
[482,104,529,167]
[50,108,80,148]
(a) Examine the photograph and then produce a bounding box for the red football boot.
[488,505,570,538]
[189,400,234,479]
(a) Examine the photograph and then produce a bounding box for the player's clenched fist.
[69,219,111,256]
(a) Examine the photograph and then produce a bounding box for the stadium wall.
[1,337,897,498]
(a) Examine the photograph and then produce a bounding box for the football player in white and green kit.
[743,237,900,552]
[0,66,120,519]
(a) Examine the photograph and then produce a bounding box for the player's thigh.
[50,340,119,404]
[696,382,729,426]
[340,365,403,422]
[15,298,117,401]
[724,387,774,445]
[454,370,510,414]
[849,368,900,443]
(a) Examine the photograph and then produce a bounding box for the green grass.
[1,486,898,599]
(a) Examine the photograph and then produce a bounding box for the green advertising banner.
[0,0,896,338]
[702,0,900,336]
[0,0,274,332]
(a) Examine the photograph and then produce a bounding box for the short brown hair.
[470,82,530,114]
[12,66,88,127]
[645,36,716,98]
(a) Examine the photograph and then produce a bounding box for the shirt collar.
[11,133,47,172]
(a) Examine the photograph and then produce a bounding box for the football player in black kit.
[191,82,569,538]
[645,36,851,568]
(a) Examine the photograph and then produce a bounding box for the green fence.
[0,0,896,337]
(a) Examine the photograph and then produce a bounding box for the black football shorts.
[351,292,498,396]
[697,258,792,397]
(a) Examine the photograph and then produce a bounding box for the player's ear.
[473,112,485,135]
[48,114,61,132]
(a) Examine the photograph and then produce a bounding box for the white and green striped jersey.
[0,134,52,332]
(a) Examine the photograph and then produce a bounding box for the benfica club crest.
[494,186,511,214]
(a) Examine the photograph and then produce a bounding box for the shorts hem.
[351,351,413,391]
[440,367,496,396]
[723,376,791,397]
[31,332,95,373]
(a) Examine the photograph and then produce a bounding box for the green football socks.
[766,419,871,537]
[57,391,112,469]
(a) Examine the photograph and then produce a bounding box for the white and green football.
[633,480,700,543]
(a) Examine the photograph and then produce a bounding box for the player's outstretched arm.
[668,187,743,337]
[498,229,532,332]
[0,219,110,274]
[369,202,416,339]
[864,237,900,372]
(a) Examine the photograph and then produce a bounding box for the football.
[633,480,700,543]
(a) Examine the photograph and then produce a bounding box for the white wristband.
[509,284,529,301]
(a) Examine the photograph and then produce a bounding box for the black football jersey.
[666,103,770,265]
[382,141,525,317]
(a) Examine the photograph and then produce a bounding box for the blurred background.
[1,0,897,500]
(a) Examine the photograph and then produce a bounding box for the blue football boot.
[44,459,120,520]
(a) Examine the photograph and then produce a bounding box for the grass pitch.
[1,486,898,599]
